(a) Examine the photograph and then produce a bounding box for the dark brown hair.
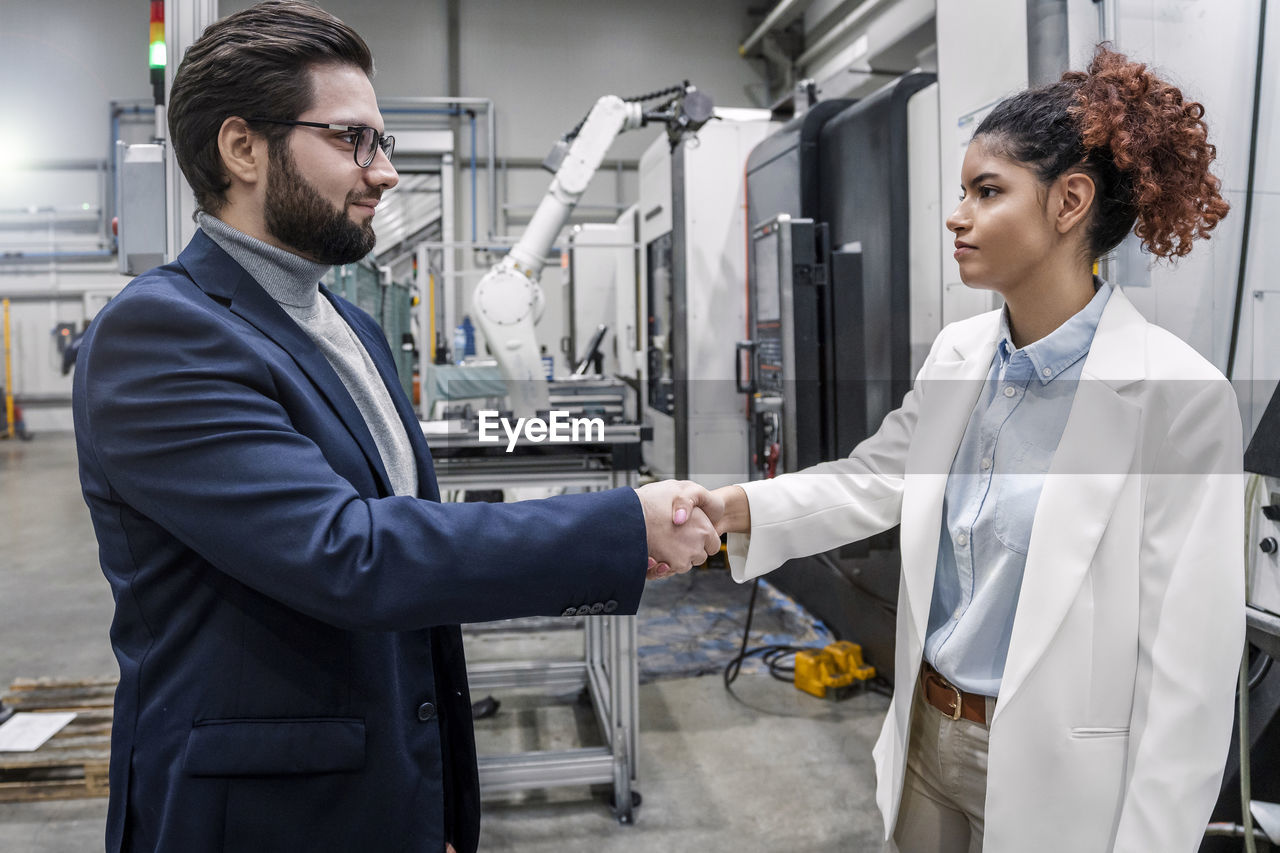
[167,0,373,214]
[975,44,1229,260]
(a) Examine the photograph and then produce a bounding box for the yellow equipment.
[793,641,876,700]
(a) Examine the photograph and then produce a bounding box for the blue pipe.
[111,104,157,149]
[379,107,461,116]
[470,112,478,245]
[0,251,114,261]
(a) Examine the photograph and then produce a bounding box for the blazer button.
[589,602,604,615]
[575,605,592,616]
[603,600,618,614]
[562,607,578,617]
[417,702,436,722]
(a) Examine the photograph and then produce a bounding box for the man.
[72,3,720,851]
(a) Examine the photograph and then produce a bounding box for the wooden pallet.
[0,677,117,803]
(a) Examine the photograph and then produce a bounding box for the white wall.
[1104,0,1277,439]
[0,1,161,430]
[1105,1,1263,363]
[931,0,1278,422]
[0,1,154,176]
[934,0,1026,325]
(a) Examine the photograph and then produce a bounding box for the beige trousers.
[886,689,996,853]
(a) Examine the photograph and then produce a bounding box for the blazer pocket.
[183,717,365,777]
[1069,726,1130,740]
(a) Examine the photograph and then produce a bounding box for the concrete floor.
[0,433,887,852]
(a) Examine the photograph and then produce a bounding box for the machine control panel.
[741,215,829,480]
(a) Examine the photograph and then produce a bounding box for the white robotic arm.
[472,95,643,417]
[472,85,714,418]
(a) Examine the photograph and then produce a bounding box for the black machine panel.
[743,217,831,479]
[742,73,936,680]
[820,72,936,447]
[646,231,675,416]
[743,99,851,473]
[746,99,853,229]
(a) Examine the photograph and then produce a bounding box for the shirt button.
[1041,367,1052,377]
[956,532,968,547]
[417,702,436,722]
[981,457,992,470]
[1003,386,1017,398]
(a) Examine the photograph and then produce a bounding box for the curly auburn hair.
[974,44,1229,260]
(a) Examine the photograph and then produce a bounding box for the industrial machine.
[472,85,713,418]
[1204,388,1280,850]
[738,72,937,679]
[637,111,775,488]
[566,213,636,380]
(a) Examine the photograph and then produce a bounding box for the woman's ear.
[1053,171,1096,236]
[217,116,267,188]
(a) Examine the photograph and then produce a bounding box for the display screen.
[753,227,780,321]
[646,231,676,415]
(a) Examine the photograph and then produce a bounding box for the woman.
[709,46,1243,852]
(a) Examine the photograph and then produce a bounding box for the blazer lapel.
[994,287,1146,720]
[325,291,440,500]
[900,316,1001,654]
[177,231,395,496]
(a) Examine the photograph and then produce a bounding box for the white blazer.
[729,286,1244,852]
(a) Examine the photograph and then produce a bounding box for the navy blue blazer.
[72,230,647,853]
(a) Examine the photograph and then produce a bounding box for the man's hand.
[635,480,722,578]
[667,480,726,531]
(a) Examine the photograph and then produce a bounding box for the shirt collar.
[998,278,1113,384]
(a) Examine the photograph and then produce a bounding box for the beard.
[263,143,378,265]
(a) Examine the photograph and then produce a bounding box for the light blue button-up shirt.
[924,281,1112,697]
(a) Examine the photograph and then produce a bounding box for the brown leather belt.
[919,661,988,725]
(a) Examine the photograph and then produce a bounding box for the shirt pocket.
[993,440,1052,555]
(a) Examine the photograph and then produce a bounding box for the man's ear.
[217,116,268,187]
[1053,171,1096,236]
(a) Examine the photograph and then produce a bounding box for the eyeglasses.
[247,118,395,168]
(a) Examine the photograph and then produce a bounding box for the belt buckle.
[943,680,963,721]
[925,669,963,721]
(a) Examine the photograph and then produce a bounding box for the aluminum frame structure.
[425,425,643,822]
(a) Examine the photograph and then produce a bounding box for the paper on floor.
[0,711,77,752]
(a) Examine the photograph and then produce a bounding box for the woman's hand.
[708,485,750,536]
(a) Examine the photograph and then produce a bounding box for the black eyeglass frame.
[246,117,395,168]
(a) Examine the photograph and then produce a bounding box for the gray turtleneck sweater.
[198,212,418,498]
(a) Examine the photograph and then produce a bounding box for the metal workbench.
[424,421,645,823]
[1248,605,1280,662]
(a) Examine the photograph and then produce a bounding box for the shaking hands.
[634,480,725,580]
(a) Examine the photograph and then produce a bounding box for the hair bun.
[1066,44,1228,258]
